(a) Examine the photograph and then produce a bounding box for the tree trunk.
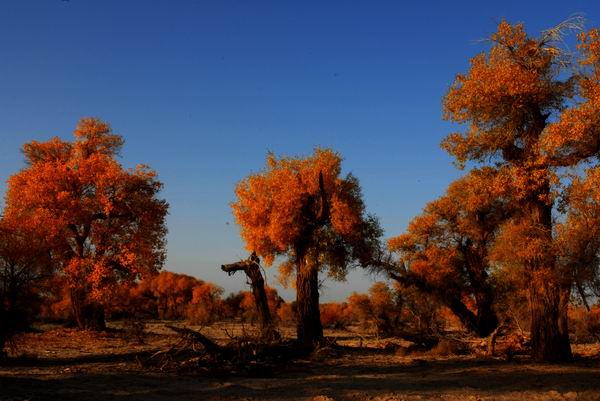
[474,294,499,338]
[558,283,572,353]
[248,266,278,340]
[221,253,279,341]
[528,282,572,361]
[526,198,572,362]
[70,288,106,331]
[0,304,7,358]
[296,258,323,349]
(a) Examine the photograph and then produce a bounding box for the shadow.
[0,355,599,400]
[1,350,156,367]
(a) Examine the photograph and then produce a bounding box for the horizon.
[1,0,599,302]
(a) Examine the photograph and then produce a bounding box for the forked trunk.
[70,288,106,331]
[444,293,496,337]
[296,258,323,349]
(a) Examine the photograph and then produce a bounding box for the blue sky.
[1,0,598,301]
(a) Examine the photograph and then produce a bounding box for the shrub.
[320,303,352,329]
[571,306,600,343]
[276,302,296,324]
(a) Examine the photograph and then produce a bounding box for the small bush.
[586,307,600,338]
[276,302,296,324]
[570,306,600,343]
[320,303,351,329]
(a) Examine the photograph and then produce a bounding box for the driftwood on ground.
[142,325,302,376]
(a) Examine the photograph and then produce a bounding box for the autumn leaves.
[425,20,600,361]
[2,20,600,363]
[3,118,168,330]
[231,149,381,348]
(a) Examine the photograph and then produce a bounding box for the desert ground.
[1,321,600,401]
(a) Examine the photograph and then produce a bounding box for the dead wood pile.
[141,325,302,376]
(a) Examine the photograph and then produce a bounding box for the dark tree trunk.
[527,199,572,362]
[247,266,278,340]
[528,283,572,361]
[296,257,323,349]
[445,293,496,337]
[474,293,499,338]
[0,304,7,358]
[221,253,278,341]
[70,288,106,331]
[558,284,572,353]
[461,243,500,337]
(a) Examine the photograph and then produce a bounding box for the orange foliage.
[221,286,284,323]
[231,148,379,272]
[4,118,168,328]
[276,302,297,324]
[388,169,505,336]
[320,302,352,328]
[186,282,224,325]
[231,148,381,346]
[38,275,72,321]
[556,167,600,306]
[129,271,223,322]
[346,283,401,334]
[436,18,600,360]
[568,306,600,342]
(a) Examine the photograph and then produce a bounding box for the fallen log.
[165,325,226,355]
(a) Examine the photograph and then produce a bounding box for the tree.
[347,282,399,335]
[186,280,223,325]
[441,19,600,361]
[387,168,510,337]
[231,148,381,349]
[556,167,600,311]
[4,118,168,330]
[0,217,52,357]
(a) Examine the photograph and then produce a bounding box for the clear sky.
[1,0,598,301]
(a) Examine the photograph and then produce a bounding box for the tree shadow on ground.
[1,352,600,401]
[1,350,156,367]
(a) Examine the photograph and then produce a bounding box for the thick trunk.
[462,245,500,337]
[445,293,496,337]
[70,288,106,331]
[474,293,499,338]
[296,258,323,349]
[527,198,572,362]
[528,282,572,361]
[558,284,571,351]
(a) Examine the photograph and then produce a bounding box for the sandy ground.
[1,321,600,401]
